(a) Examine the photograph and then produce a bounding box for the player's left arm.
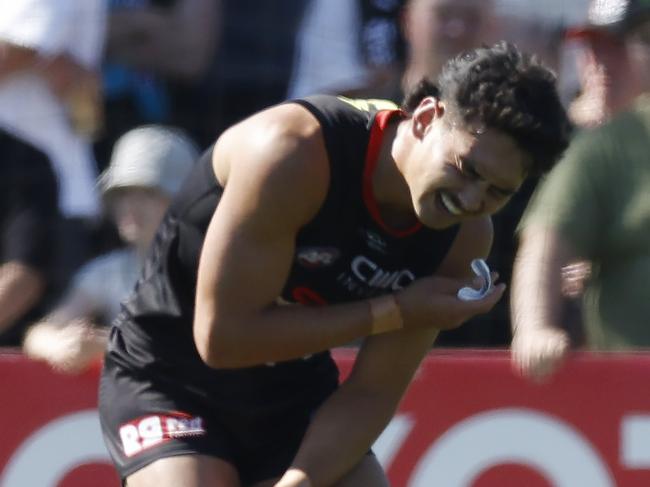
[275,217,493,487]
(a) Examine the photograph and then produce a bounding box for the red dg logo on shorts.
[119,412,206,457]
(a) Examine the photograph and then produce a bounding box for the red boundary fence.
[2,349,650,486]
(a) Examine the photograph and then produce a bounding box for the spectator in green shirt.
[511,0,650,381]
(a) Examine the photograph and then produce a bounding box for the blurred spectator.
[520,0,650,346]
[565,0,648,127]
[0,0,108,345]
[509,0,650,351]
[499,15,566,72]
[0,0,106,218]
[170,0,309,147]
[401,0,496,94]
[107,0,217,80]
[357,0,407,98]
[288,0,373,98]
[23,125,198,373]
[511,0,650,381]
[0,130,59,344]
[94,0,219,171]
[288,0,405,100]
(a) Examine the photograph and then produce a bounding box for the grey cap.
[567,0,650,37]
[99,125,199,197]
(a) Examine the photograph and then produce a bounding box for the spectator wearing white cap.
[23,125,198,374]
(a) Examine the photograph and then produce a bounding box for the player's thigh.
[333,453,389,487]
[126,454,241,487]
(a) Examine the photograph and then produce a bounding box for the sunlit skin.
[373,97,529,231]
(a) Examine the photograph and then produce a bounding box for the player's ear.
[412,97,445,138]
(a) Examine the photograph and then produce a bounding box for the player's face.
[407,121,529,229]
[108,187,171,247]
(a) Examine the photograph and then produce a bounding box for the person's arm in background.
[510,225,573,381]
[0,42,40,78]
[0,41,95,96]
[23,269,108,374]
[275,218,503,487]
[0,262,44,334]
[0,0,101,99]
[106,0,219,80]
[510,130,604,381]
[0,1,104,136]
[0,132,58,342]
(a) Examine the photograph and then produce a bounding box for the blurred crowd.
[1,0,649,374]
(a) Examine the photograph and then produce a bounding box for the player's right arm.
[193,102,372,368]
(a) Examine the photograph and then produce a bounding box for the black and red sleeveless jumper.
[104,94,459,397]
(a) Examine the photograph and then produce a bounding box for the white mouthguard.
[457,258,492,301]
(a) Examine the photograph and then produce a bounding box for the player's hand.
[396,274,506,331]
[511,326,570,382]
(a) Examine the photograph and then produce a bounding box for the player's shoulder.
[218,101,325,160]
[213,102,331,227]
[294,94,399,125]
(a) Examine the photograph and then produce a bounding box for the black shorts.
[98,349,339,486]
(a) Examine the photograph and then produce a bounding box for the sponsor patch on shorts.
[118,412,206,457]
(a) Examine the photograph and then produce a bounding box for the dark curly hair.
[401,42,573,176]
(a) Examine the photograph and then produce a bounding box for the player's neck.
[373,120,419,229]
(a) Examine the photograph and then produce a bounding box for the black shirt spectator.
[0,129,60,345]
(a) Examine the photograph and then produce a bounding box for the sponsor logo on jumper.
[337,255,415,297]
[297,247,340,268]
[119,413,206,457]
[363,229,388,254]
